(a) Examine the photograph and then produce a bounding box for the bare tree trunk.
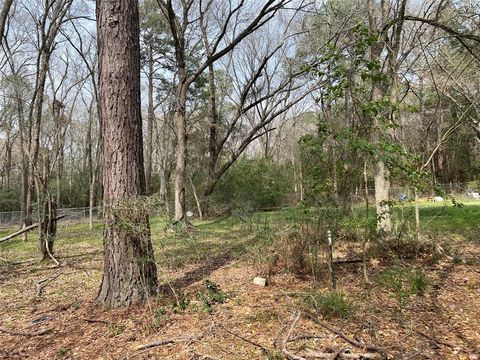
[367,0,395,233]
[363,160,370,283]
[145,45,154,193]
[189,175,203,221]
[159,152,169,214]
[0,0,13,41]
[374,160,391,232]
[206,62,219,195]
[88,175,97,230]
[13,83,29,238]
[331,144,339,205]
[174,100,187,222]
[86,100,99,230]
[3,137,12,189]
[155,117,171,214]
[299,161,304,202]
[96,0,158,307]
[414,187,420,240]
[159,166,168,208]
[37,153,57,260]
[292,150,299,202]
[26,50,51,233]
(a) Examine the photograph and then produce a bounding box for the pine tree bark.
[96,0,158,307]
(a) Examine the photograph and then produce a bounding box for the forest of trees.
[1,0,480,308]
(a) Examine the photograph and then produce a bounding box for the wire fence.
[1,182,479,228]
[0,207,102,229]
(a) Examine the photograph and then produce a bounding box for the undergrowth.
[304,290,353,319]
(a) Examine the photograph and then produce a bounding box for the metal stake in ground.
[327,229,336,290]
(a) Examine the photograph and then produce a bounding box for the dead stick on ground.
[304,312,386,357]
[273,320,290,348]
[415,330,472,354]
[288,333,327,342]
[218,324,271,355]
[36,271,63,296]
[134,333,203,351]
[282,311,307,360]
[304,349,381,359]
[0,327,51,337]
[81,318,113,325]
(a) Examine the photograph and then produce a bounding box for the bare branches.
[282,311,306,360]
[189,1,297,86]
[304,312,385,356]
[404,15,480,43]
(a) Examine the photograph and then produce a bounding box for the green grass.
[352,200,480,235]
[0,221,104,262]
[2,200,480,267]
[304,291,353,319]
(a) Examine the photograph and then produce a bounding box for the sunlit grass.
[2,199,480,266]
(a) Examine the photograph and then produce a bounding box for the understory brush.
[303,290,353,319]
[376,265,430,310]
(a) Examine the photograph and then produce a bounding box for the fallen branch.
[282,311,307,360]
[134,333,203,351]
[0,326,51,337]
[304,312,386,357]
[288,333,327,342]
[81,318,113,325]
[0,257,37,265]
[36,271,63,296]
[0,214,66,244]
[333,259,363,265]
[304,349,381,359]
[219,324,271,355]
[415,330,472,354]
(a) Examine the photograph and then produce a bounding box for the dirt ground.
[0,228,479,360]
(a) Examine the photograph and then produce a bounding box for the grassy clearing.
[2,199,480,264]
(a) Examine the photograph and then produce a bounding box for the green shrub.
[305,291,353,319]
[0,188,21,211]
[376,266,429,309]
[407,270,429,296]
[196,280,226,312]
[212,158,293,211]
[376,266,411,309]
[172,290,190,313]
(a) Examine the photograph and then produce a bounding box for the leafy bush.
[212,158,293,211]
[0,188,21,211]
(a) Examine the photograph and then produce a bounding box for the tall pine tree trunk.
[96,0,158,307]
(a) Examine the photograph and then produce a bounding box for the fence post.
[327,229,336,290]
